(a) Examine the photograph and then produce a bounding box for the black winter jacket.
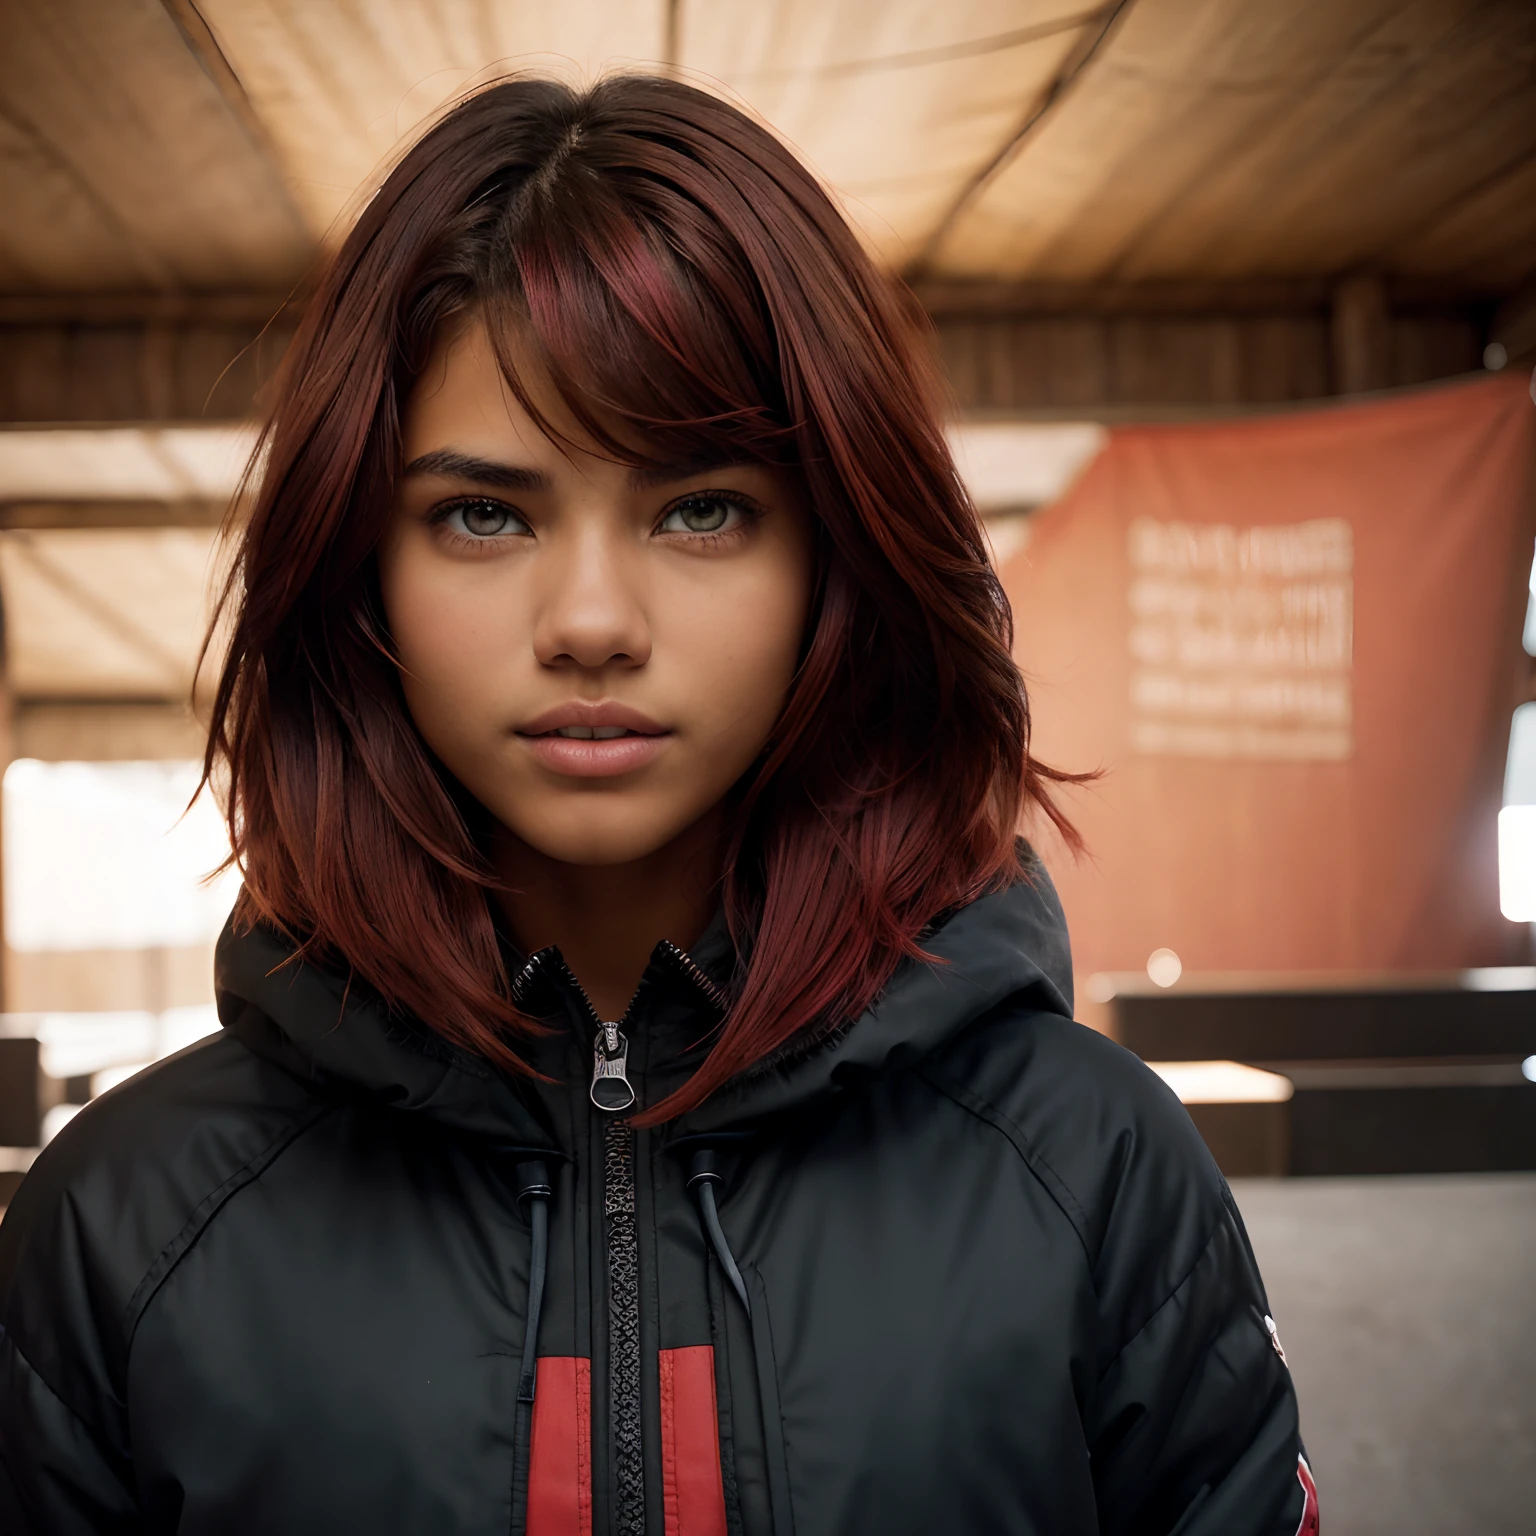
[0,870,1317,1535]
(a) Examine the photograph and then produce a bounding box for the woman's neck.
[493,809,725,1021]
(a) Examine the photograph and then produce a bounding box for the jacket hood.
[214,924,559,1151]
[679,860,1073,1134]
[214,858,1073,1144]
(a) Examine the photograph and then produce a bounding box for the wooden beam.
[914,278,1333,318]
[157,0,302,230]
[911,276,1500,319]
[0,500,228,530]
[1330,273,1394,395]
[932,308,1480,413]
[0,292,300,325]
[663,0,683,74]
[1491,274,1536,363]
[0,581,10,1010]
[12,699,207,761]
[909,0,1137,275]
[0,313,295,422]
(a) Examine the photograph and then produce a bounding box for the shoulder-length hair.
[205,73,1077,1120]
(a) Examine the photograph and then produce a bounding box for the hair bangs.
[479,159,797,478]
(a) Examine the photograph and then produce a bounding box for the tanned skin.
[378,321,815,1019]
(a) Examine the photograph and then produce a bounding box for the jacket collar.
[214,852,1071,1142]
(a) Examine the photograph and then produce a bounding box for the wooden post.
[0,582,9,1014]
[1490,276,1536,366]
[1331,273,1394,394]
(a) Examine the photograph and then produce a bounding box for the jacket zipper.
[537,953,647,1536]
[602,1115,644,1536]
[523,944,724,1536]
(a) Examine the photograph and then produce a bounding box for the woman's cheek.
[387,553,528,755]
[667,565,806,749]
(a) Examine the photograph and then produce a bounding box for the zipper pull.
[590,1022,636,1112]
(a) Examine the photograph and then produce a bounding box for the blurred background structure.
[0,3,1533,1531]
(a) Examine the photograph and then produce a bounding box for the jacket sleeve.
[1084,1186,1318,1536]
[0,1114,148,1534]
[0,1321,139,1534]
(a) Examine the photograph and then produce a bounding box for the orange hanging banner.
[1003,375,1536,989]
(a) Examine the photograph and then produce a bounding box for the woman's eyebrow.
[626,455,756,491]
[403,448,550,491]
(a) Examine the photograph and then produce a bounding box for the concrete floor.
[1232,1173,1536,1536]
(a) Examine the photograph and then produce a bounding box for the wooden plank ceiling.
[0,527,222,699]
[1,0,1532,722]
[0,0,1530,297]
[923,0,1536,290]
[0,0,310,291]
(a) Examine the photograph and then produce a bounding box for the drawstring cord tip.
[687,1149,751,1319]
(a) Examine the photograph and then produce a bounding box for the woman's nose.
[531,529,652,671]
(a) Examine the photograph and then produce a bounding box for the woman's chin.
[498,802,708,870]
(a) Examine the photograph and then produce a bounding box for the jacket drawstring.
[689,1149,797,1536]
[511,1158,552,1536]
[688,1148,749,1317]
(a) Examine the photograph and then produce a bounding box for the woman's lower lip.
[520,732,670,777]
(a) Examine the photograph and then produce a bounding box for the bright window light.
[0,1005,222,1079]
[945,422,1107,511]
[3,759,238,951]
[1524,543,1536,658]
[1502,704,1536,922]
[1463,966,1536,990]
[0,425,257,501]
[1500,808,1536,921]
[1147,1061,1294,1104]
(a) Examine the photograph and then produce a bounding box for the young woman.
[0,77,1316,1536]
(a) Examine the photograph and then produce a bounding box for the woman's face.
[378,321,816,867]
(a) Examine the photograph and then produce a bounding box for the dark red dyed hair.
[204,74,1078,1119]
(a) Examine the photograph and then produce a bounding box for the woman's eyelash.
[657,491,765,536]
[429,497,527,539]
[424,491,763,543]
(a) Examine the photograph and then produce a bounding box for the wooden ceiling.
[0,526,221,698]
[918,0,1536,290]
[0,1,309,291]
[1,1,1531,726]
[0,0,1531,300]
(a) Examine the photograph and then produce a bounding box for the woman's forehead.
[406,321,616,473]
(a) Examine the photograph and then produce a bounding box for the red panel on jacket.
[1294,1454,1320,1535]
[660,1345,728,1536]
[528,1357,592,1536]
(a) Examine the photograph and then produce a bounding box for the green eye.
[660,496,742,535]
[445,499,524,537]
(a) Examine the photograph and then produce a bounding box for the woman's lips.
[521,730,669,777]
[515,704,671,778]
